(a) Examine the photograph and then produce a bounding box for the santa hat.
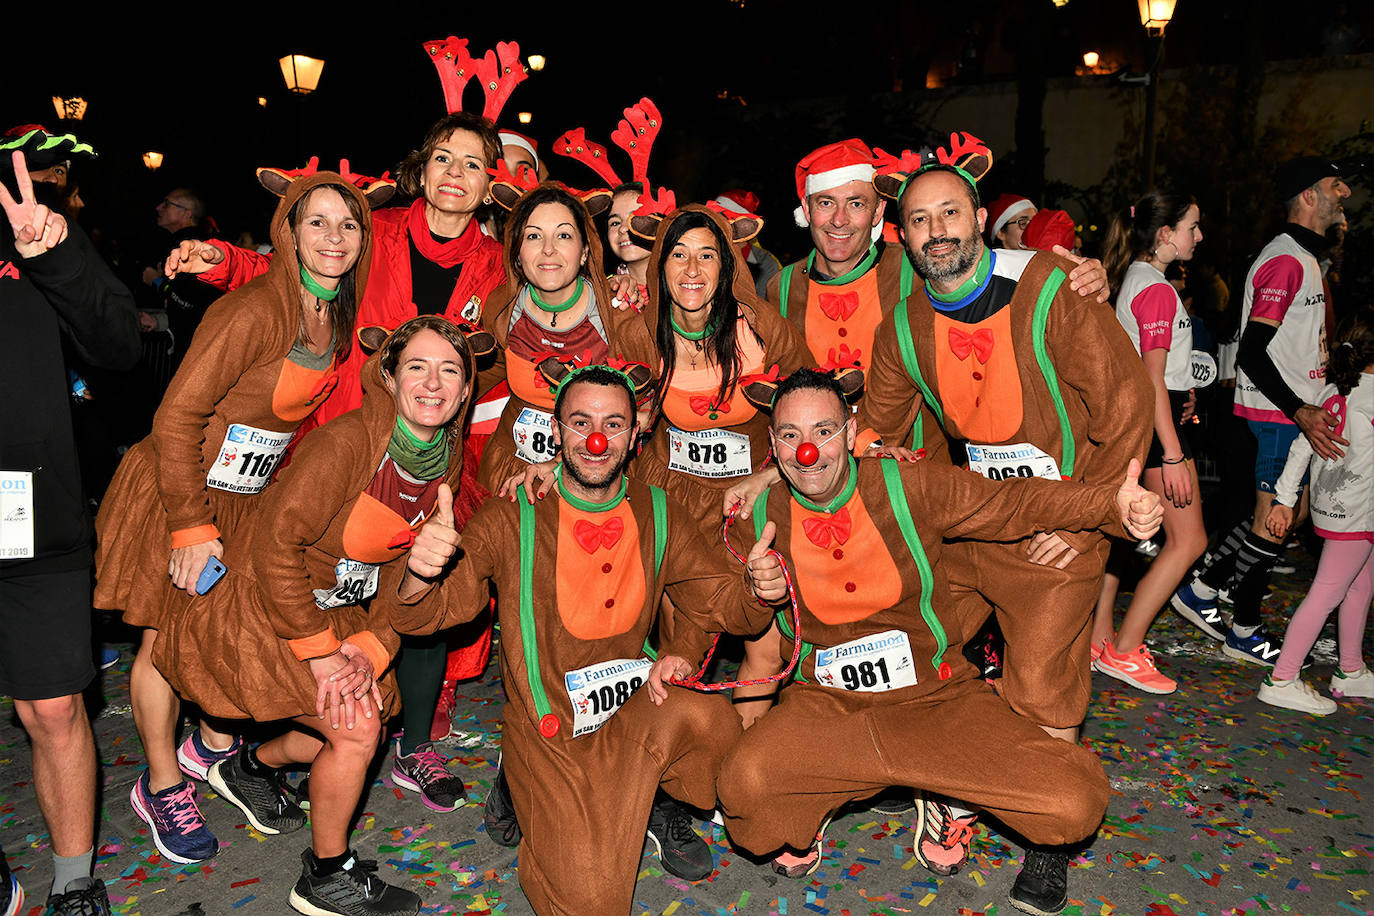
[1021,208,1075,253]
[499,130,540,169]
[986,193,1035,242]
[713,189,761,215]
[792,139,876,227]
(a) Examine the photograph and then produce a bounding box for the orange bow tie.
[690,395,731,416]
[802,507,852,548]
[573,517,624,553]
[818,290,860,321]
[948,327,995,364]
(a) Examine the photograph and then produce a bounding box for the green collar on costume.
[806,243,879,285]
[529,276,585,313]
[554,465,627,513]
[670,311,719,341]
[787,454,859,514]
[387,417,449,481]
[926,246,991,303]
[299,266,340,302]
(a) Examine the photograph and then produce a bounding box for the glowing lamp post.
[1138,0,1177,185]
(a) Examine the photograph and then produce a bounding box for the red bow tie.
[573,517,624,553]
[948,327,995,364]
[690,395,731,416]
[801,507,852,548]
[818,290,860,321]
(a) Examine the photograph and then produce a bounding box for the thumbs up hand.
[1115,458,1164,540]
[407,483,461,578]
[746,520,787,604]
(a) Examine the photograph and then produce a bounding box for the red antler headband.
[554,98,676,220]
[424,36,528,122]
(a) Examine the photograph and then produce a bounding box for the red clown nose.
[587,432,608,455]
[796,442,820,466]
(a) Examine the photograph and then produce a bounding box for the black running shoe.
[1,845,23,916]
[867,787,916,816]
[1009,848,1070,915]
[482,766,522,848]
[288,849,420,916]
[43,877,111,916]
[208,746,306,835]
[646,795,713,881]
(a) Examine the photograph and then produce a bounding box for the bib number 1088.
[583,676,643,716]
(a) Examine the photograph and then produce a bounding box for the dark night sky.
[3,1,1366,256]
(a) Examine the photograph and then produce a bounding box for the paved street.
[2,543,1370,915]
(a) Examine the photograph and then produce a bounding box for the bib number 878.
[687,442,728,464]
[584,677,643,715]
[840,658,891,690]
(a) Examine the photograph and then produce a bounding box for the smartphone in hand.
[195,557,227,596]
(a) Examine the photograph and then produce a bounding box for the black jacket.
[1,223,140,576]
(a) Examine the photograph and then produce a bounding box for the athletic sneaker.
[129,771,218,863]
[770,817,829,878]
[208,746,306,835]
[868,788,916,816]
[1223,627,1281,667]
[646,796,713,881]
[98,648,120,671]
[288,849,420,916]
[390,743,466,812]
[1170,581,1228,641]
[1090,639,1105,664]
[293,776,312,812]
[1,845,22,916]
[44,877,111,916]
[1134,538,1161,558]
[1257,676,1336,715]
[1217,584,1234,606]
[1330,666,1374,699]
[482,766,522,848]
[1093,642,1177,694]
[177,731,242,781]
[1008,848,1070,915]
[913,795,978,876]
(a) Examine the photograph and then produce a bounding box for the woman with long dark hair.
[1089,191,1208,694]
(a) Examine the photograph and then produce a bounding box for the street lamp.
[279,54,324,94]
[1083,51,1100,70]
[517,112,533,125]
[1138,0,1178,36]
[52,96,87,120]
[527,54,546,72]
[142,151,164,171]
[1138,0,1177,186]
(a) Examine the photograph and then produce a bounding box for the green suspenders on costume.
[778,263,795,318]
[516,482,669,734]
[749,465,953,683]
[891,267,1076,478]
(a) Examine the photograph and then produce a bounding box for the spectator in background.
[0,145,140,916]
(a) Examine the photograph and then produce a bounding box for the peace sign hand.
[1,151,68,258]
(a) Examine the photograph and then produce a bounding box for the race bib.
[312,559,379,610]
[513,407,558,464]
[1190,350,1218,388]
[564,657,652,737]
[813,629,918,692]
[666,426,751,478]
[207,424,293,493]
[0,471,35,560]
[965,442,1062,481]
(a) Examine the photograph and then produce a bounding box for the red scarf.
[406,198,484,268]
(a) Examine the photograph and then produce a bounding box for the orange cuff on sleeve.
[347,631,392,678]
[288,628,341,661]
[854,428,881,455]
[170,524,221,550]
